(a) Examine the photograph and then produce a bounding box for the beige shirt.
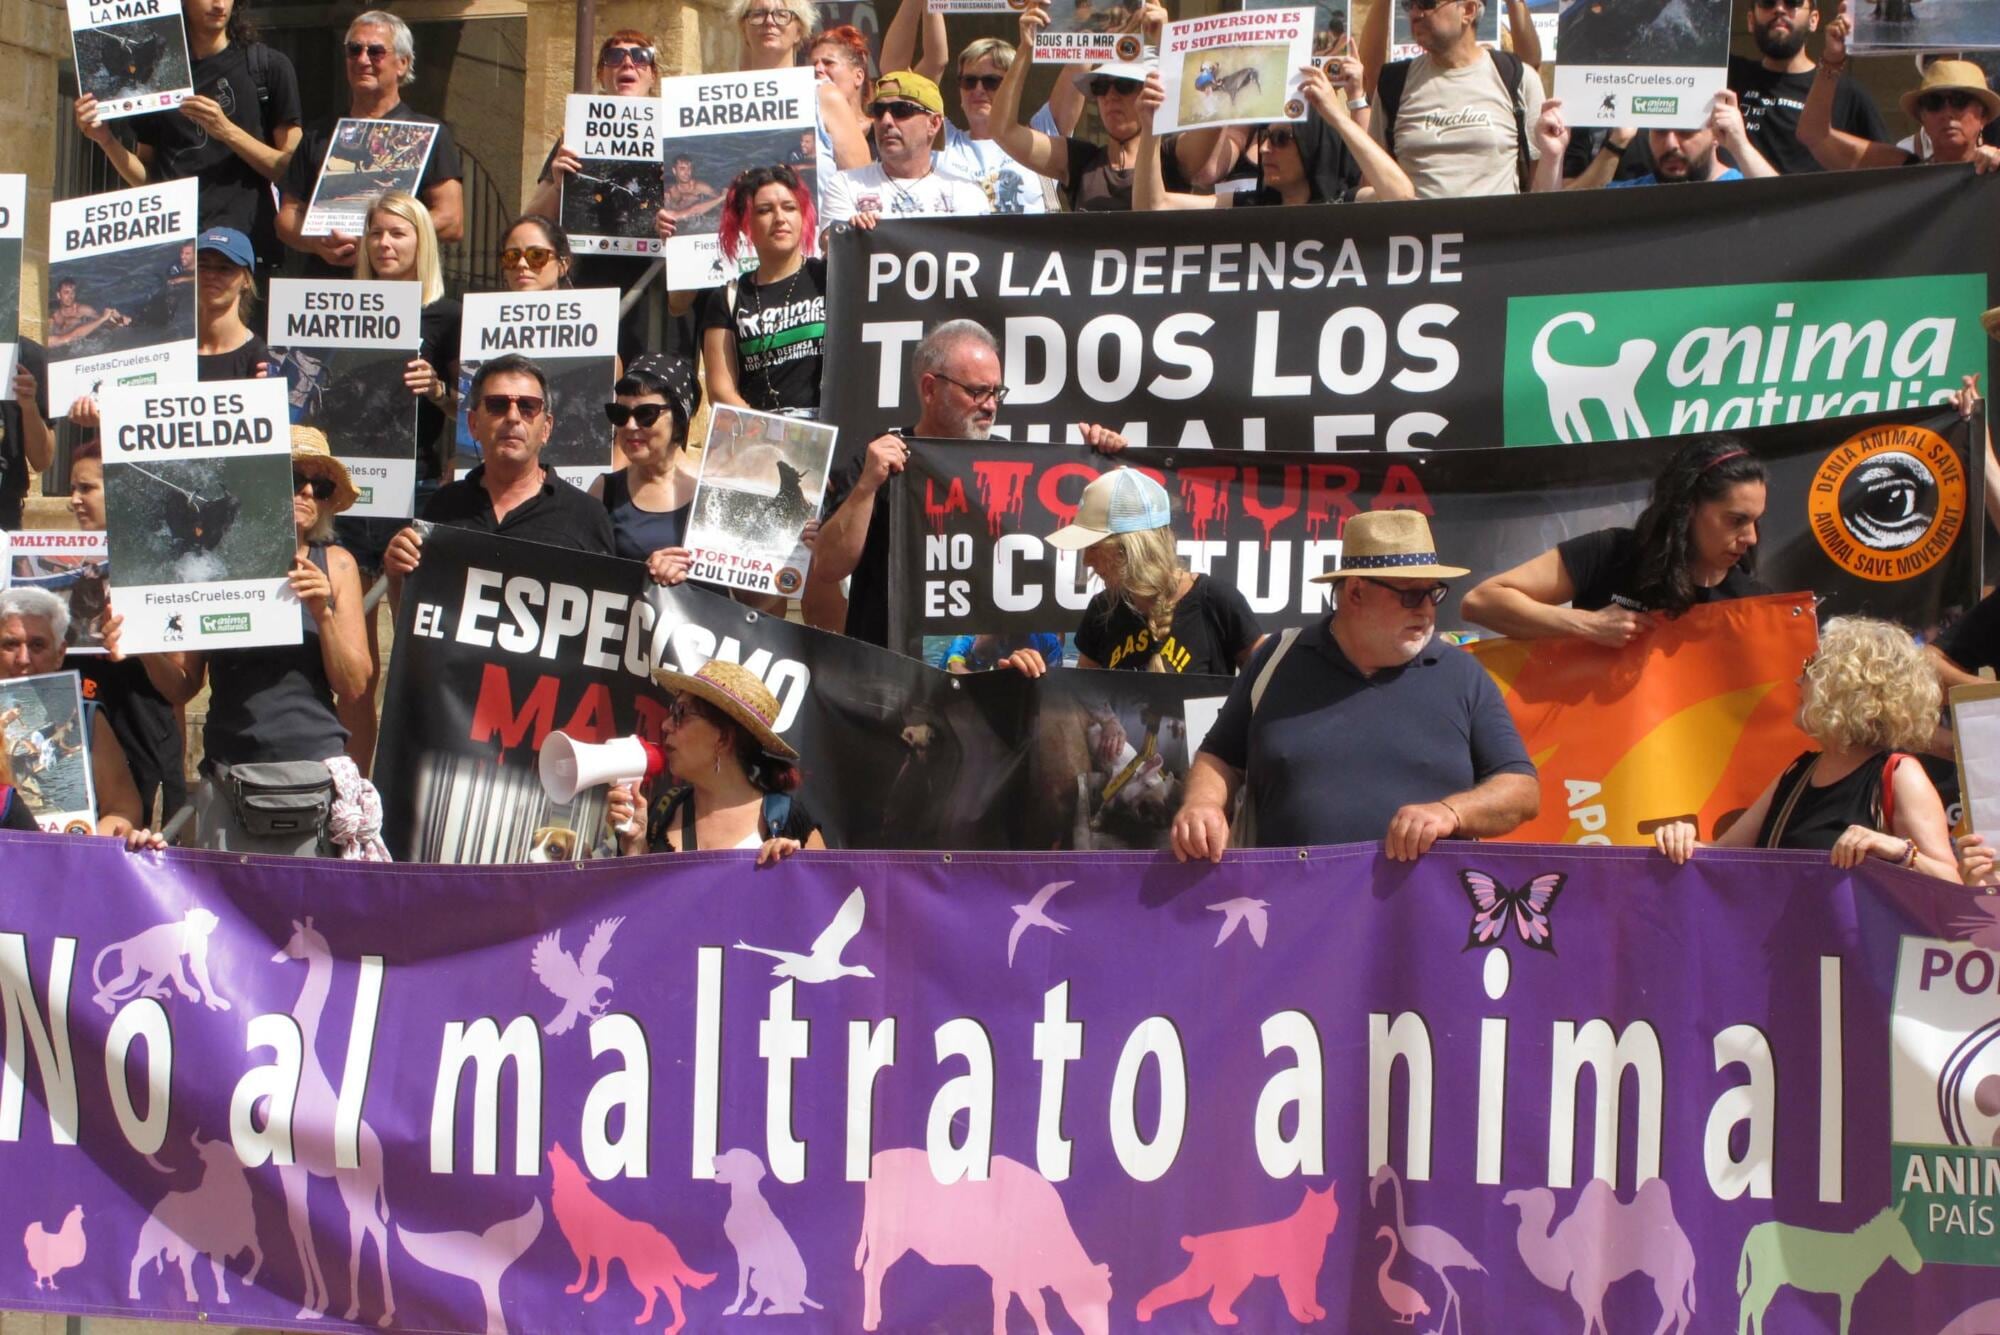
[1372,52,1543,200]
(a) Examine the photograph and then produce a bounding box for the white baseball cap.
[1047,467,1172,549]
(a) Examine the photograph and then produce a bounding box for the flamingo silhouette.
[1375,1227,1430,1326]
[1369,1164,1484,1335]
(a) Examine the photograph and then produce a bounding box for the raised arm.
[990,3,1070,180]
[1506,0,1542,69]
[1360,0,1393,95]
[1530,97,1568,192]
[1303,62,1414,200]
[1799,7,1905,170]
[1135,75,1216,209]
[881,0,949,83]
[1709,89,1777,178]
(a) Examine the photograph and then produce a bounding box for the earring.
[713,753,722,776]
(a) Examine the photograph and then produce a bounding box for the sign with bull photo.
[98,378,302,655]
[65,0,193,120]
[1553,0,1732,130]
[46,179,199,417]
[1,530,111,654]
[0,669,96,834]
[684,405,836,598]
[0,174,22,400]
[657,67,820,290]
[302,119,439,238]
[458,288,620,489]
[1157,9,1315,133]
[267,278,424,518]
[561,93,666,257]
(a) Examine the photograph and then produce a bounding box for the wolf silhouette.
[548,1143,714,1333]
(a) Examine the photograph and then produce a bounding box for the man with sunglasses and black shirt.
[277,10,464,275]
[1173,510,1537,862]
[384,354,615,589]
[1728,0,1888,175]
[821,72,992,231]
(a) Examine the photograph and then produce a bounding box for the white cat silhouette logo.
[1530,313,1658,443]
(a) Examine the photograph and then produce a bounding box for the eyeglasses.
[344,41,390,62]
[960,74,1005,92]
[1261,127,1298,149]
[605,402,673,428]
[1360,577,1449,608]
[933,372,1009,405]
[743,7,798,26]
[1089,77,1143,97]
[599,46,656,68]
[478,394,546,421]
[666,695,719,726]
[500,245,556,271]
[867,99,931,120]
[1403,0,1468,12]
[293,472,335,501]
[1917,90,1982,114]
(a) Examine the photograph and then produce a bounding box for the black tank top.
[202,543,350,766]
[1754,750,1892,852]
[601,470,691,564]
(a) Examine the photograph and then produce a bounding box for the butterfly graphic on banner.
[1460,870,1565,952]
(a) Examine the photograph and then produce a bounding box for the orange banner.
[1470,593,1817,846]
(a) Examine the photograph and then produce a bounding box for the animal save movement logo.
[1500,275,1986,447]
[1807,423,1966,582]
[1889,938,2000,1264]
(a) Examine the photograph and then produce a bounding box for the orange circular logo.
[1807,423,1966,583]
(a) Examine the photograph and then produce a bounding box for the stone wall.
[0,0,69,341]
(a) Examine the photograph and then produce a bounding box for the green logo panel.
[1893,1145,2000,1265]
[201,612,252,634]
[1502,275,1987,446]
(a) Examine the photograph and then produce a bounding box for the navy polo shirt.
[1202,617,1535,848]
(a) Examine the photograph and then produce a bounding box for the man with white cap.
[1172,510,1537,861]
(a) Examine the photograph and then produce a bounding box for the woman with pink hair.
[695,164,824,417]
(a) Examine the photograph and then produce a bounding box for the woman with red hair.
[806,25,875,166]
[695,164,825,416]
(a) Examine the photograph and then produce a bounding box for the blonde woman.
[730,0,871,170]
[1048,468,1264,675]
[1654,616,1958,881]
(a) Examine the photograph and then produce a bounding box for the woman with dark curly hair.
[1461,437,1768,647]
[696,164,823,416]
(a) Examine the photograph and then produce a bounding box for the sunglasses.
[605,402,674,428]
[478,394,546,421]
[1917,90,1983,114]
[666,695,720,726]
[293,472,335,501]
[1261,127,1298,149]
[933,372,1009,405]
[1360,576,1449,608]
[1089,77,1143,97]
[960,74,1005,92]
[599,46,656,68]
[867,99,931,120]
[743,7,798,25]
[344,41,390,61]
[1751,0,1811,9]
[500,245,556,271]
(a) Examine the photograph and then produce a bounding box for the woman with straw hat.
[1048,467,1264,675]
[152,427,372,851]
[605,659,823,863]
[1800,12,2000,171]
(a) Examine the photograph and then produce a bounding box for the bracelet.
[1347,96,1370,111]
[1822,59,1847,78]
[1901,837,1918,868]
[1439,799,1463,836]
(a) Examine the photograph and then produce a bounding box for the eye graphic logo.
[1808,424,1966,583]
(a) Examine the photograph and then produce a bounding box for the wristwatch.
[1347,96,1370,111]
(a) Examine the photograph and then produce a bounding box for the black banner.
[377,526,1232,861]
[885,406,1982,655]
[824,169,1997,455]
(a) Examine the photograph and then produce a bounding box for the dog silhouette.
[1531,312,1656,443]
[713,1149,820,1315]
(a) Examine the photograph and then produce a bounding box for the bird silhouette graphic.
[735,888,874,983]
[1007,880,1073,967]
[1208,897,1271,948]
[530,917,624,1035]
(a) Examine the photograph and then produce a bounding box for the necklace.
[740,263,808,412]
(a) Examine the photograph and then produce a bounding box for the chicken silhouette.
[24,1205,87,1290]
[531,917,625,1035]
[735,888,873,983]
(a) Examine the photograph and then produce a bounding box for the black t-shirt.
[694,258,827,415]
[1938,587,2000,676]
[282,104,464,275]
[1074,574,1262,674]
[199,333,271,382]
[1556,526,1768,613]
[421,464,617,555]
[821,452,895,649]
[0,340,51,529]
[417,298,461,481]
[1292,114,1363,203]
[1728,55,1890,175]
[1064,138,1135,211]
[125,41,302,262]
[76,652,184,814]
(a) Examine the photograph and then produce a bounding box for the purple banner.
[3,831,2000,1332]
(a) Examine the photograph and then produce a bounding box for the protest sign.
[98,378,301,655]
[6,832,2000,1331]
[267,278,424,518]
[0,670,95,833]
[64,0,193,119]
[1,531,111,653]
[46,179,199,416]
[0,175,22,400]
[1157,9,1313,133]
[302,119,440,238]
[1033,0,1146,64]
[1852,1,2000,51]
[685,405,836,597]
[1554,0,1732,129]
[1389,0,1499,59]
[657,68,819,290]
[824,169,1999,453]
[376,527,1231,861]
[458,288,620,488]
[928,0,1011,11]
[560,93,666,257]
[884,406,1980,655]
[1247,0,1351,57]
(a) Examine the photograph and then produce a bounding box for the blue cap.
[196,227,256,269]
[1046,467,1172,549]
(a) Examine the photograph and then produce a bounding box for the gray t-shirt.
[1372,52,1542,199]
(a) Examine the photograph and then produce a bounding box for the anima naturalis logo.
[1888,937,2000,1264]
[1500,276,1985,446]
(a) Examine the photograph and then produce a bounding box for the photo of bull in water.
[562,159,665,248]
[71,14,190,107]
[103,455,296,586]
[48,240,194,364]
[687,406,837,592]
[1557,0,1730,68]
[271,346,415,464]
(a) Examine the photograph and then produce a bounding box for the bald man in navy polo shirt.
[1173,511,1538,862]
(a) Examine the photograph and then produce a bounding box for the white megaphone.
[539,732,666,837]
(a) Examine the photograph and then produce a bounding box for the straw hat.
[1309,510,1468,583]
[1899,60,2000,122]
[1981,307,2000,343]
[290,426,358,514]
[649,659,798,760]
[1046,467,1171,549]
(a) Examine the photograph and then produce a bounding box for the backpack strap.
[245,41,272,108]
[1877,752,1908,833]
[1758,752,1819,849]
[761,791,793,839]
[1489,48,1531,192]
[1377,59,1413,160]
[1249,626,1303,715]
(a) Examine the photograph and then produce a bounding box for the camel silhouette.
[1503,1178,1694,1335]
